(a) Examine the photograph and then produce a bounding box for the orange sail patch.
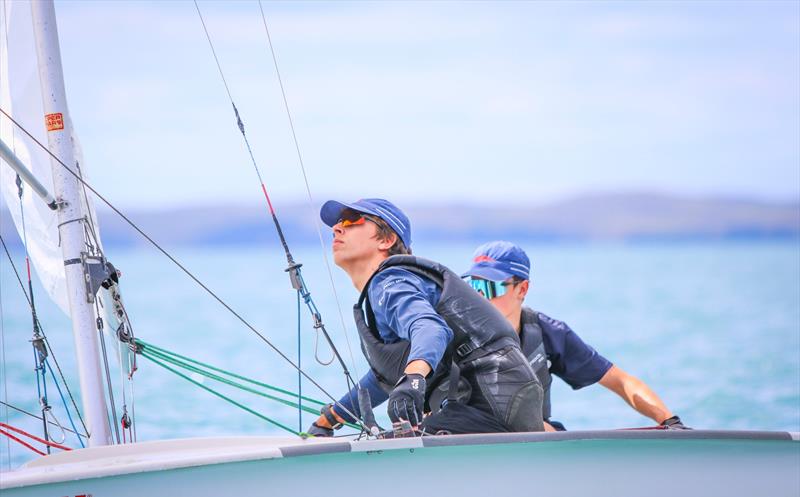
[45,112,64,131]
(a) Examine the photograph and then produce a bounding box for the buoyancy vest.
[519,307,554,419]
[354,255,520,400]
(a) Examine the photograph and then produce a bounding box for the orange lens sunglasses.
[337,212,371,228]
[340,216,366,228]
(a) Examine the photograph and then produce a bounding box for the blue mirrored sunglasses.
[466,277,511,299]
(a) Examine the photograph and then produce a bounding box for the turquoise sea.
[1,240,799,470]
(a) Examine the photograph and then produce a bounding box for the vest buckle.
[456,340,476,358]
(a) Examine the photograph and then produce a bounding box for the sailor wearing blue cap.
[462,241,687,430]
[308,200,544,436]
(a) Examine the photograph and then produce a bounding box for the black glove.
[660,415,690,430]
[306,422,333,437]
[388,374,426,426]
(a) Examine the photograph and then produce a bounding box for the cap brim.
[461,264,515,282]
[320,200,379,227]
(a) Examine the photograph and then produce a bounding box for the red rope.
[0,422,72,451]
[261,183,275,214]
[0,428,45,456]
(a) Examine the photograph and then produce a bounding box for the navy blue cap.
[462,241,530,281]
[320,198,412,248]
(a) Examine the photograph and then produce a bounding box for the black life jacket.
[354,255,519,401]
[519,307,553,419]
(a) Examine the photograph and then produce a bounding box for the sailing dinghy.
[0,2,797,496]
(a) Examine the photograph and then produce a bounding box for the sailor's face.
[331,210,382,266]
[488,279,528,323]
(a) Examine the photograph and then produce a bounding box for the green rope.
[136,340,360,431]
[138,351,298,435]
[140,347,321,416]
[136,339,325,406]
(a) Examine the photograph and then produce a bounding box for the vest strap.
[446,361,462,403]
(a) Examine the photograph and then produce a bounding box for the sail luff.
[29,0,112,447]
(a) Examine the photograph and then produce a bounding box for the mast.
[29,0,113,446]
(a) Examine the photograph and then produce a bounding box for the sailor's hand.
[307,422,334,437]
[388,374,426,426]
[307,403,347,437]
[660,415,690,430]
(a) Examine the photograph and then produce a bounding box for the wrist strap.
[321,403,345,430]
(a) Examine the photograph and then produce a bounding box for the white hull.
[1,430,798,497]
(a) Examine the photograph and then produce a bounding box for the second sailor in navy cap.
[307,199,544,436]
[462,241,687,431]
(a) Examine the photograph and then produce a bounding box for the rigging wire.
[75,157,138,443]
[256,0,362,383]
[0,107,363,427]
[1,0,131,448]
[16,175,53,453]
[114,301,138,443]
[129,366,138,442]
[192,0,292,263]
[0,0,10,469]
[191,1,361,421]
[0,3,89,439]
[30,346,50,454]
[44,358,84,447]
[94,311,120,444]
[297,290,302,433]
[0,233,85,448]
[0,221,10,469]
[0,233,87,441]
[0,400,85,438]
[112,318,135,444]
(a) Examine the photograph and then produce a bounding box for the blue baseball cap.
[320,198,412,248]
[462,241,530,281]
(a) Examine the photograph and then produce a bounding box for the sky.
[8,0,800,209]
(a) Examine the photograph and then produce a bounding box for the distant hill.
[2,192,798,248]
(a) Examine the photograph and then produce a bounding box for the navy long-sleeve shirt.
[335,267,454,422]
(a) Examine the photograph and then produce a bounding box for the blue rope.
[31,348,43,402]
[40,359,48,409]
[46,358,85,448]
[297,290,302,432]
[32,346,50,453]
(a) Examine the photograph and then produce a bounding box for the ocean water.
[1,240,798,470]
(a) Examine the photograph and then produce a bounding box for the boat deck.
[3,429,797,492]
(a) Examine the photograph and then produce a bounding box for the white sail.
[0,1,100,317]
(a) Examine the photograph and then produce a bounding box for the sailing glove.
[660,415,690,430]
[388,374,426,426]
